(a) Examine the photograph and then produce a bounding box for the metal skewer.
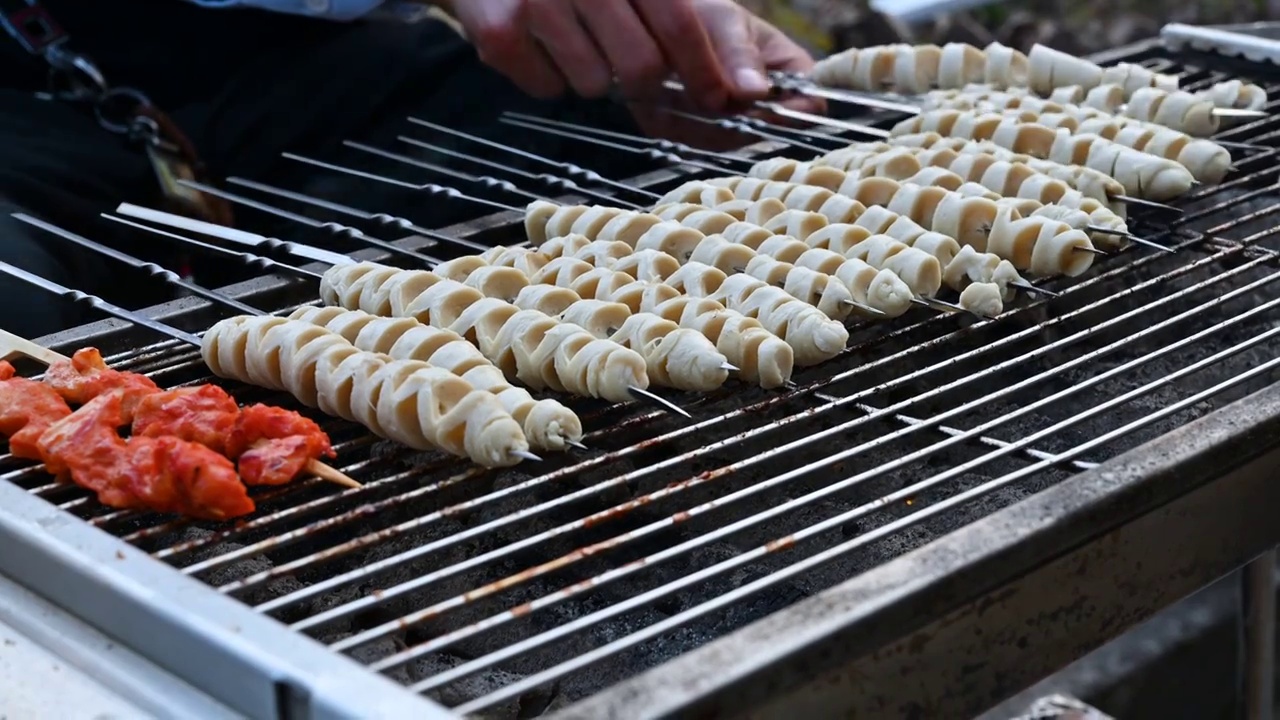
[111,206,692,418]
[342,141,554,204]
[14,214,263,316]
[767,72,922,115]
[501,117,732,175]
[115,203,354,266]
[504,112,755,169]
[175,180,444,266]
[658,78,892,139]
[406,118,661,201]
[282,153,523,214]
[658,108,834,154]
[1007,280,1060,298]
[223,177,492,253]
[1085,225,1176,253]
[394,136,641,209]
[100,214,325,282]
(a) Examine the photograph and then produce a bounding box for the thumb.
[701,6,769,97]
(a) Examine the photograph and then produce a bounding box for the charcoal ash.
[177,527,305,606]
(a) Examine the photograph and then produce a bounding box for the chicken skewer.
[1,371,257,520]
[0,330,359,493]
[437,245,796,388]
[318,263,690,417]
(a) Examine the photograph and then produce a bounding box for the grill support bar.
[555,382,1280,720]
[1244,549,1277,720]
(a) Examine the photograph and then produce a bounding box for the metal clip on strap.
[0,0,64,54]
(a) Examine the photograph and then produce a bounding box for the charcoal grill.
[3,37,1280,720]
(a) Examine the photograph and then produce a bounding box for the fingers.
[527,0,614,98]
[697,4,771,100]
[574,1,667,100]
[459,0,566,99]
[633,0,732,111]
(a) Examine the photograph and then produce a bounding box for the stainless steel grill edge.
[561,381,1280,719]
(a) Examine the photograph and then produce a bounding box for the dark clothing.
[0,1,648,339]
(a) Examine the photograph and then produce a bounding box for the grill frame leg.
[1242,548,1276,720]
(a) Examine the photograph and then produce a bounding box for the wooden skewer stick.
[0,329,362,490]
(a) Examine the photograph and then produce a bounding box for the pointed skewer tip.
[512,449,543,462]
[629,385,692,418]
[1010,281,1061,298]
[720,362,739,372]
[566,439,589,451]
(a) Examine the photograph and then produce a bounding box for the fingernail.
[733,68,770,94]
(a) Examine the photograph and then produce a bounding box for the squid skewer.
[287,306,587,451]
[319,262,690,418]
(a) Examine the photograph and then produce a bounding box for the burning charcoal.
[408,652,554,720]
[322,632,412,685]
[177,527,286,606]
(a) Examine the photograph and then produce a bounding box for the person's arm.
[182,0,388,22]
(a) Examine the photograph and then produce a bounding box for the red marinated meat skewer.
[0,361,72,460]
[36,389,254,520]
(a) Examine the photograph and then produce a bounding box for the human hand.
[452,0,822,110]
[626,0,827,150]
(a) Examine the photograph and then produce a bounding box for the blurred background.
[740,0,1280,58]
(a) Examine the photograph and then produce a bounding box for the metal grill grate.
[5,42,1280,717]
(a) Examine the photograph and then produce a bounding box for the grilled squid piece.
[558,301,730,392]
[525,200,664,247]
[958,282,1003,318]
[514,284,580,316]
[320,263,649,403]
[983,41,1028,88]
[894,43,943,93]
[478,246,552,277]
[938,42,987,89]
[842,235,943,297]
[791,248,913,318]
[1085,83,1126,113]
[288,306,582,452]
[809,44,901,90]
[1201,79,1267,112]
[1027,43,1103,95]
[889,133,1128,205]
[666,263,848,366]
[986,208,1096,276]
[1099,62,1175,98]
[1045,131,1192,200]
[654,204,740,235]
[203,315,530,467]
[520,255,788,387]
[1126,87,1217,137]
[644,296,794,388]
[941,245,1027,301]
[891,111,1058,158]
[740,255,856,321]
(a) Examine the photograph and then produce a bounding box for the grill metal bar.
[812,394,1100,471]
[319,248,1278,678]
[168,231,1247,605]
[460,316,1280,714]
